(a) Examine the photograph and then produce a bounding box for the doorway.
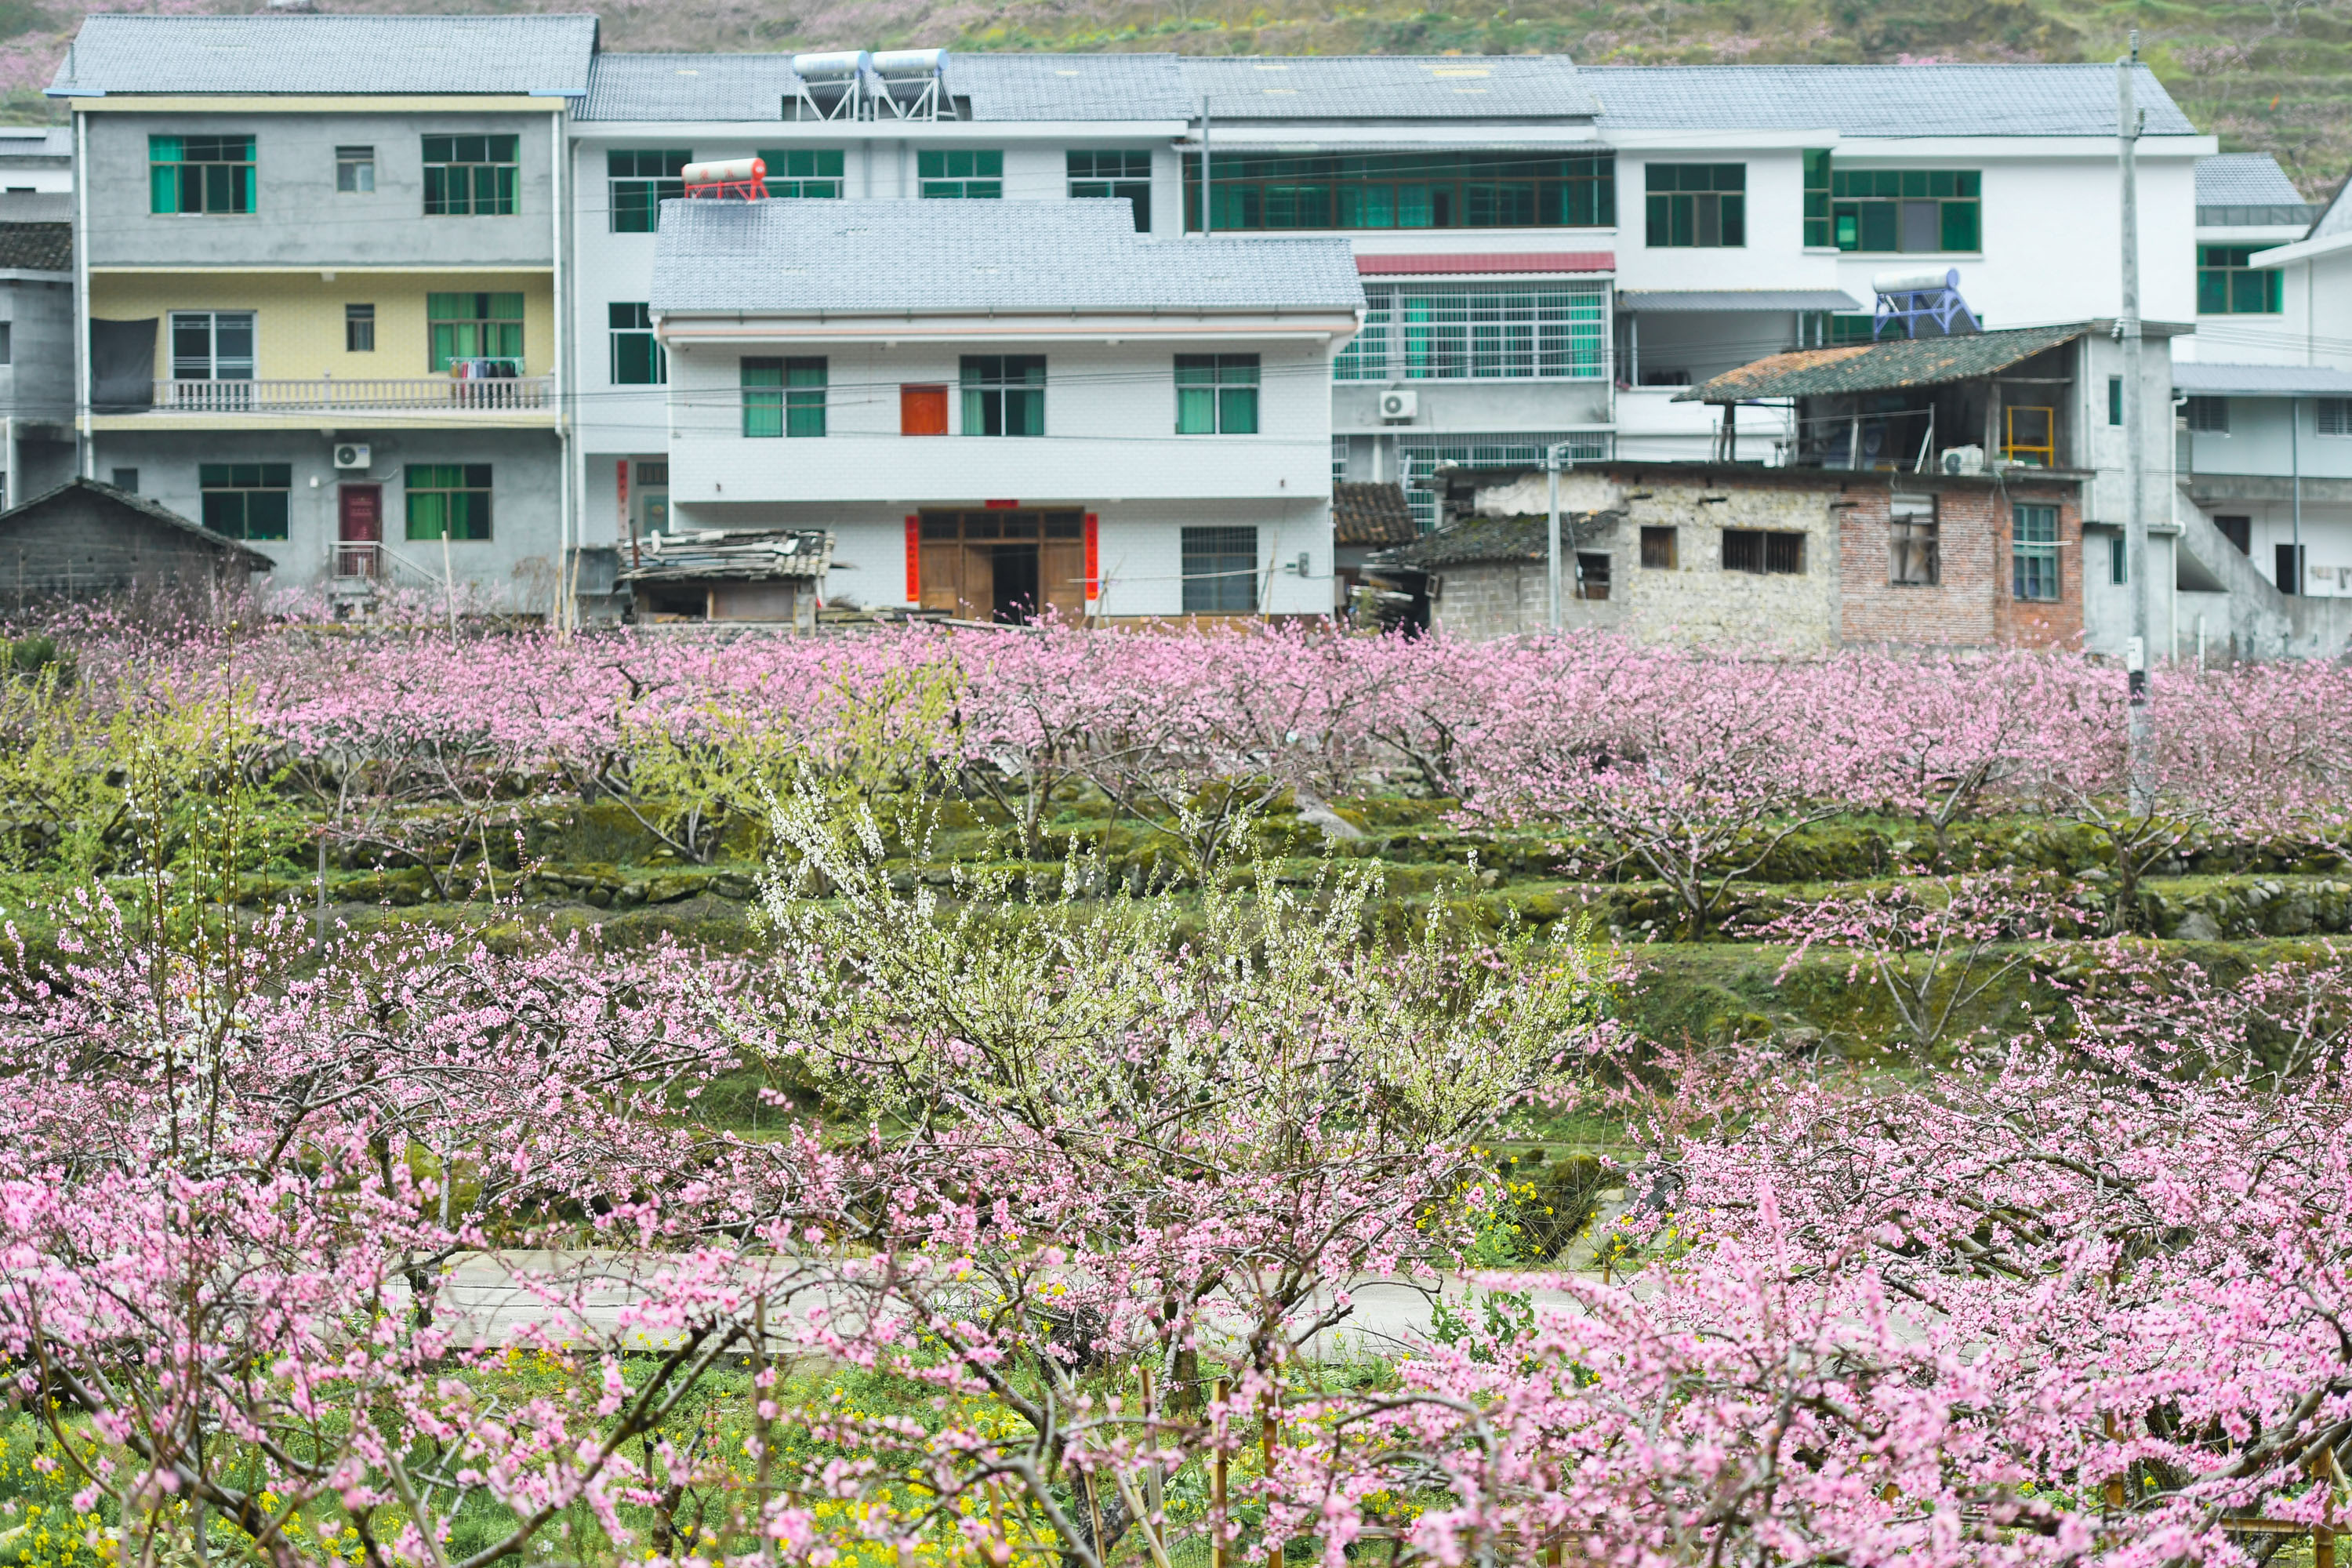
[337,483,382,578]
[992,544,1040,622]
[916,510,1084,622]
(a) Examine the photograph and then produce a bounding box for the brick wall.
[1836,477,2082,649]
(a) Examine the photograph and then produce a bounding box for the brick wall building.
[1386,461,2085,650]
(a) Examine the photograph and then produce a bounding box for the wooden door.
[902,384,949,435]
[336,484,381,579]
[1040,540,1085,622]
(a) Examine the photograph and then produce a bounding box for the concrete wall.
[84,426,565,601]
[81,108,562,268]
[661,332,1335,505]
[0,272,72,429]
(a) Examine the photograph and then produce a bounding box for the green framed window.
[198,463,289,539]
[1181,525,1258,614]
[423,134,517,216]
[1070,150,1151,231]
[610,149,691,232]
[149,136,254,216]
[2198,245,2283,314]
[406,463,492,542]
[920,150,1003,198]
[427,292,523,372]
[1175,354,1259,434]
[757,148,844,198]
[1831,169,1980,252]
[2107,376,2122,426]
[1342,285,1604,383]
[1802,150,1831,247]
[609,302,664,385]
[960,354,1045,436]
[2013,502,2060,602]
[741,358,825,437]
[1645,164,1744,247]
[1184,151,1613,232]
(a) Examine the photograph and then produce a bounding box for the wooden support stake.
[1263,1396,1281,1568]
[1211,1378,1230,1568]
[1138,1367,1163,1531]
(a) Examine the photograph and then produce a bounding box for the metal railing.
[151,376,555,414]
[328,540,448,591]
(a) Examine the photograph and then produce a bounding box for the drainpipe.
[2118,34,2150,804]
[2292,394,2302,595]
[73,107,89,480]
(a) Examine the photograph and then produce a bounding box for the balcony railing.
[148,376,555,415]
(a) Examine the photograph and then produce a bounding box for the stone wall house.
[1386,459,2086,649]
[0,477,272,610]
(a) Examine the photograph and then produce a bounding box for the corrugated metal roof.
[2196,154,2303,208]
[49,13,598,96]
[0,222,68,272]
[652,198,1364,314]
[2172,361,2352,397]
[1181,56,1597,120]
[956,54,1192,122]
[1620,289,1860,312]
[1333,482,1416,546]
[1677,322,2086,402]
[1588,64,2194,136]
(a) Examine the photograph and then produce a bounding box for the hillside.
[2,0,2346,190]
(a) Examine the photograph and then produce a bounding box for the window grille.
[1181,525,1259,614]
[1394,432,1610,530]
[2185,396,2230,434]
[1339,284,1606,383]
[2318,399,2352,436]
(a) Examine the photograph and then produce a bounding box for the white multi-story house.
[650,198,1358,619]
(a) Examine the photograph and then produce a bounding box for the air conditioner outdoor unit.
[1377,389,1418,422]
[333,443,371,470]
[1940,445,1985,476]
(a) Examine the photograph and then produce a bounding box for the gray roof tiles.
[1181,54,1596,120]
[956,53,1193,122]
[2196,154,2303,208]
[1587,64,2194,136]
[50,13,598,96]
[0,223,69,272]
[652,198,1363,314]
[581,53,807,122]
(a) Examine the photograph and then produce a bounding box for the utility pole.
[2119,31,2151,806]
[1544,443,1576,631]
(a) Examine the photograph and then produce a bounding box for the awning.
[1619,289,1861,313]
[2171,361,2352,397]
[1357,250,1613,276]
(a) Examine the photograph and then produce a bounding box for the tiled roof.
[1381,513,1600,569]
[1333,482,1416,546]
[0,478,275,569]
[0,223,68,272]
[1678,323,2087,403]
[2197,154,2303,208]
[652,198,1363,314]
[579,50,1194,122]
[1588,64,2194,136]
[956,53,1192,121]
[49,13,598,96]
[580,53,805,121]
[1180,55,1597,120]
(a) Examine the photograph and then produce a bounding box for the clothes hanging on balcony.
[447,358,520,380]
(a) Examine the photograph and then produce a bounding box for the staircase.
[2172,495,2352,660]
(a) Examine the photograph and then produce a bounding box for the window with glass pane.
[758,148,845,198]
[405,463,493,542]
[1371,285,1604,382]
[2184,396,2229,434]
[1645,164,1744,247]
[1175,354,1259,434]
[1069,150,1152,231]
[1181,525,1258,613]
[199,463,289,540]
[423,134,517,216]
[610,149,691,231]
[427,293,523,372]
[786,358,827,436]
[2197,245,2284,314]
[171,312,255,379]
[1802,150,1831,246]
[2319,399,2352,436]
[1185,151,1613,231]
[346,303,375,353]
[920,150,1003,198]
[149,136,255,216]
[1334,292,1392,382]
[1831,169,1980,252]
[1889,493,1939,586]
[609,302,664,385]
[742,358,784,437]
[960,355,1045,435]
[336,146,375,194]
[2012,502,2060,601]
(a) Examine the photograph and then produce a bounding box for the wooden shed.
[0,478,273,609]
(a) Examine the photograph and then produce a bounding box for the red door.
[901,384,949,435]
[337,484,382,578]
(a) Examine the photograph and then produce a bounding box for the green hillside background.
[2,0,2343,192]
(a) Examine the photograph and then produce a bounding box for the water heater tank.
[870,47,949,78]
[791,50,869,83]
[1872,267,1961,296]
[683,158,767,186]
